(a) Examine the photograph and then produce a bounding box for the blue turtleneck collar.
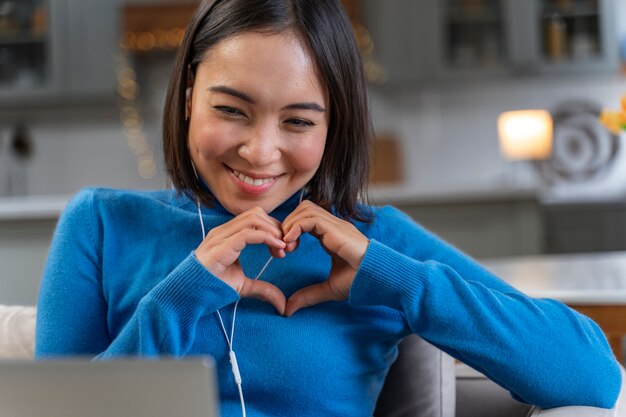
[175,185,308,221]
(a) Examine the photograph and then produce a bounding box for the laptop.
[0,358,219,417]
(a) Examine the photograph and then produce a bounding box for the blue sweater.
[35,188,621,414]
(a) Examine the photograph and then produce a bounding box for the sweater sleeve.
[95,253,239,359]
[349,206,621,409]
[35,189,239,359]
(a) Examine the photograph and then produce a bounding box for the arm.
[350,207,621,409]
[281,202,621,409]
[35,189,240,359]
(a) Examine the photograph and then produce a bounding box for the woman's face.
[187,31,329,215]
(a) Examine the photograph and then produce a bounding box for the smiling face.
[186,31,329,215]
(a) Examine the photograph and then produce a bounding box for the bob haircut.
[163,0,372,221]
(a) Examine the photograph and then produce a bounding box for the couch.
[1,305,623,416]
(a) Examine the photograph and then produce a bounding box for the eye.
[214,106,245,117]
[285,118,315,129]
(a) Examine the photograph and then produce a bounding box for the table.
[482,251,626,363]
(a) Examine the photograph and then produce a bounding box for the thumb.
[239,278,287,316]
[285,280,346,317]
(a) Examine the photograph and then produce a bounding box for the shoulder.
[370,205,415,223]
[353,204,428,238]
[62,187,187,224]
[67,187,179,211]
[357,204,421,229]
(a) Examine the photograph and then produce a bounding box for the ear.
[185,87,193,121]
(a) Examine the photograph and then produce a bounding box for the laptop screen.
[0,358,218,417]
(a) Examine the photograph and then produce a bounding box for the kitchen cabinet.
[391,196,545,259]
[0,0,119,106]
[544,201,626,254]
[360,0,437,87]
[363,0,618,88]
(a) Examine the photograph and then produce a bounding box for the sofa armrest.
[0,305,36,359]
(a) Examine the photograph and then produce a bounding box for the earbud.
[238,145,250,156]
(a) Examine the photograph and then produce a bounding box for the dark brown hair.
[163,0,372,221]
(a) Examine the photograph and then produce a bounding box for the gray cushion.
[375,334,455,417]
[455,373,532,417]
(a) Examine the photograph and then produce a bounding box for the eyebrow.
[207,85,326,113]
[208,86,254,103]
[283,102,326,113]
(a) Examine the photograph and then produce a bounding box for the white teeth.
[232,169,273,186]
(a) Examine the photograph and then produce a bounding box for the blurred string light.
[353,24,387,85]
[114,52,157,180]
[120,29,186,52]
[115,27,187,179]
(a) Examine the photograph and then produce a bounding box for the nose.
[237,124,281,167]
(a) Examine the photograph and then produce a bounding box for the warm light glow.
[498,110,553,160]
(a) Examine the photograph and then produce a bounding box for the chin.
[222,198,279,215]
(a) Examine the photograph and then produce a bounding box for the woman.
[35,0,621,415]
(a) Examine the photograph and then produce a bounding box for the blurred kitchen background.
[1,0,626,305]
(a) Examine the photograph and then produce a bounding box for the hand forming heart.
[193,201,370,317]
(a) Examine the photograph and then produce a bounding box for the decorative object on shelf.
[0,0,48,89]
[536,99,619,184]
[0,123,33,197]
[599,96,626,135]
[498,109,554,161]
[10,123,33,161]
[541,0,603,63]
[545,13,568,62]
[444,0,505,70]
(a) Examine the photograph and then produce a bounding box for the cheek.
[289,132,327,173]
[188,119,236,158]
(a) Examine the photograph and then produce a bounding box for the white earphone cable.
[192,160,305,417]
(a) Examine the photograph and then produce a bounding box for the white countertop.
[483,251,626,305]
[0,194,70,221]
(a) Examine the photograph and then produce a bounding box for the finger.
[209,207,284,242]
[283,216,318,243]
[199,229,286,271]
[240,279,287,316]
[282,201,327,236]
[284,239,298,253]
[236,207,284,232]
[283,216,334,244]
[283,207,338,244]
[228,229,286,253]
[268,246,286,259]
[284,280,344,317]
